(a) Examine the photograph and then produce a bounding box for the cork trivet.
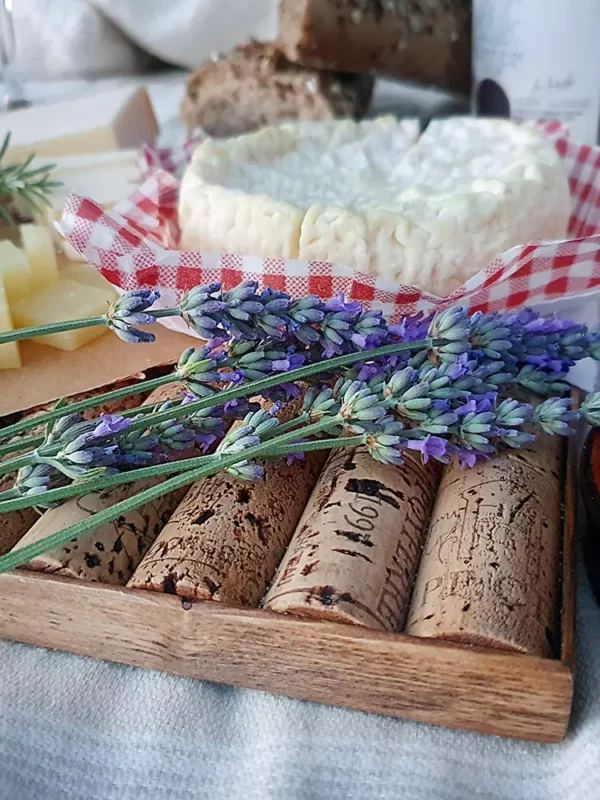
[10,384,187,584]
[263,447,441,631]
[405,435,563,657]
[126,449,327,606]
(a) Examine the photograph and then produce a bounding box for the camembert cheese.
[179,117,570,296]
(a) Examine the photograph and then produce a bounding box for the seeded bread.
[181,41,374,137]
[278,0,471,94]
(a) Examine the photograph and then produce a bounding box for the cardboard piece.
[0,325,192,416]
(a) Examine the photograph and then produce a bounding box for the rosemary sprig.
[0,133,62,224]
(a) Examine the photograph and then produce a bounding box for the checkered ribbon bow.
[57,122,600,336]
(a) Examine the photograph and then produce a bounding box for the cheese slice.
[58,261,118,293]
[12,279,114,352]
[38,149,141,217]
[0,276,21,369]
[0,241,31,305]
[179,117,570,296]
[5,85,158,162]
[30,149,142,261]
[19,224,59,288]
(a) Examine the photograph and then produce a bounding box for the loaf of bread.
[278,0,471,94]
[181,41,374,137]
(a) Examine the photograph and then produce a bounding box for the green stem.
[0,434,44,459]
[0,418,339,513]
[126,338,433,435]
[0,454,32,476]
[151,309,182,321]
[0,307,184,347]
[0,419,339,573]
[0,401,167,461]
[0,316,105,345]
[0,374,177,442]
[267,435,363,457]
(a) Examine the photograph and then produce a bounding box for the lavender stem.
[0,417,340,573]
[0,373,176,443]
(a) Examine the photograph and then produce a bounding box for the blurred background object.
[0,0,28,110]
[473,0,600,145]
[9,0,278,79]
[3,0,470,135]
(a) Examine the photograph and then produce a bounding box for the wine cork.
[405,435,563,657]
[263,447,441,631]
[126,450,327,606]
[10,384,187,584]
[0,472,39,556]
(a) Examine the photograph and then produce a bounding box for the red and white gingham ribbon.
[57,122,600,334]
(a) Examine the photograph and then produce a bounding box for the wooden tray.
[0,433,577,744]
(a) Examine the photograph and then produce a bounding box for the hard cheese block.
[38,149,140,219]
[58,261,115,291]
[0,241,31,305]
[19,224,59,288]
[5,86,158,162]
[35,149,141,262]
[0,275,21,369]
[12,278,117,351]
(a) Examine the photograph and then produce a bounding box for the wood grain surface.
[0,570,572,742]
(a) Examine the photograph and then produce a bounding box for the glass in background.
[0,0,28,111]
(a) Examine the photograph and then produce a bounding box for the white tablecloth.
[0,565,598,800]
[1,76,598,800]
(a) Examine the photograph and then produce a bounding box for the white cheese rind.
[179,117,570,296]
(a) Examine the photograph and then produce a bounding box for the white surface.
[10,0,278,79]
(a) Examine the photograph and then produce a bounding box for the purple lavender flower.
[288,296,324,345]
[336,379,387,432]
[179,283,227,339]
[93,414,132,438]
[515,364,570,396]
[406,434,447,464]
[581,391,600,427]
[176,344,228,398]
[104,290,160,344]
[227,461,265,481]
[302,387,341,421]
[365,419,406,466]
[533,397,579,435]
[285,452,305,466]
[14,463,67,501]
[428,307,472,363]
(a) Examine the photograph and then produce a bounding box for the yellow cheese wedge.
[19,224,59,289]
[0,275,21,369]
[12,279,115,352]
[0,241,31,306]
[5,86,158,162]
[58,262,118,294]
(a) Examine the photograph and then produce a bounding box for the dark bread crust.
[278,0,471,94]
[181,41,374,137]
